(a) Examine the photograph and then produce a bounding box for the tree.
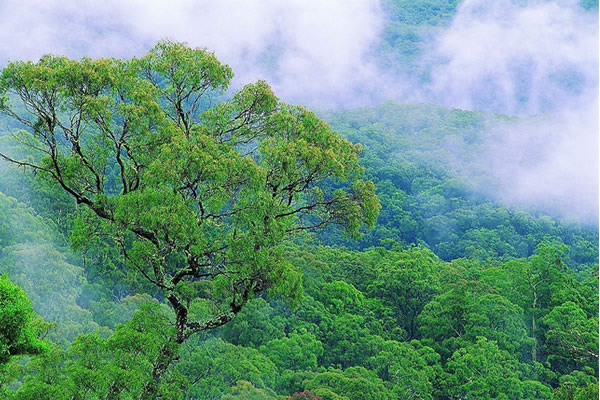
[367,246,442,339]
[0,274,47,397]
[303,366,394,400]
[0,40,379,395]
[221,298,286,347]
[0,274,47,364]
[220,380,279,400]
[366,339,441,400]
[541,302,599,375]
[418,280,527,358]
[260,330,324,371]
[13,304,186,400]
[175,337,277,399]
[0,243,106,344]
[553,370,599,400]
[485,244,580,363]
[442,337,552,400]
[291,391,324,400]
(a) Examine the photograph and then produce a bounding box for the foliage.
[0,39,378,348]
[321,102,598,266]
[0,40,379,394]
[0,274,47,364]
[13,304,183,400]
[0,12,596,398]
[442,337,552,400]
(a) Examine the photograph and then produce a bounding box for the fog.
[426,0,598,115]
[475,99,599,223]
[0,0,383,108]
[0,0,597,223]
[1,0,594,112]
[424,0,599,224]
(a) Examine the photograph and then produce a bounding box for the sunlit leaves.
[0,274,47,364]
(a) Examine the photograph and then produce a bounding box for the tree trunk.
[140,342,179,400]
[531,291,538,363]
[140,294,188,399]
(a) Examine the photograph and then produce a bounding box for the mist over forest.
[0,1,598,399]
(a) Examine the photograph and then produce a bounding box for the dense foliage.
[1,94,597,398]
[0,2,597,399]
[0,40,378,396]
[320,102,598,266]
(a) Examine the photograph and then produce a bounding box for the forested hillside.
[320,103,598,265]
[0,1,597,399]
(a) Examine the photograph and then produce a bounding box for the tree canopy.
[0,7,596,397]
[0,40,379,393]
[0,274,46,364]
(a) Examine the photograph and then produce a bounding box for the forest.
[0,1,598,399]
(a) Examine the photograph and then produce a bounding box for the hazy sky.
[0,0,597,222]
[0,0,595,112]
[0,0,384,108]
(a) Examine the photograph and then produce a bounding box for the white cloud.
[0,0,596,222]
[0,0,383,108]
[426,0,598,114]
[478,98,599,223]
[424,0,599,223]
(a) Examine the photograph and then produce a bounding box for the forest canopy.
[0,2,597,398]
[0,40,379,396]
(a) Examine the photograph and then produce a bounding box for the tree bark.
[140,342,179,400]
[531,290,538,363]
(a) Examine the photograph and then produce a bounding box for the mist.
[474,100,599,224]
[425,0,598,115]
[0,0,595,111]
[0,0,597,223]
[423,0,599,224]
[0,0,384,108]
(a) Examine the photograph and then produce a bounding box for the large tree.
[0,40,379,395]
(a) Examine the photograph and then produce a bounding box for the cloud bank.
[425,0,598,115]
[1,0,595,112]
[476,99,599,223]
[0,0,597,223]
[424,0,598,223]
[0,0,383,108]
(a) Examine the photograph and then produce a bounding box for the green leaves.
[176,337,277,399]
[13,304,180,400]
[443,337,535,400]
[419,280,527,357]
[260,330,324,371]
[367,340,441,399]
[303,367,394,400]
[541,302,599,373]
[0,274,47,364]
[0,40,380,362]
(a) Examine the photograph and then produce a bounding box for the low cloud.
[423,0,598,223]
[0,0,383,108]
[0,0,597,222]
[475,99,599,223]
[425,0,598,115]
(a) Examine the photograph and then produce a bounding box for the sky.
[0,0,384,107]
[0,0,597,223]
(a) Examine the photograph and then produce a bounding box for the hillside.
[0,1,597,399]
